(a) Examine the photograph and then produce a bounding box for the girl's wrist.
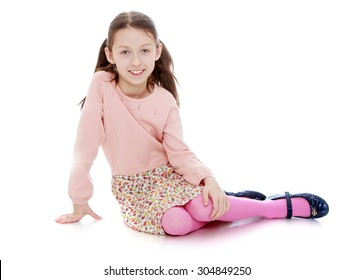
[201,176,216,185]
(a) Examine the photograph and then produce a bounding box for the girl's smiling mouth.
[129,70,145,75]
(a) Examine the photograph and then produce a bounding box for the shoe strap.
[285,191,293,219]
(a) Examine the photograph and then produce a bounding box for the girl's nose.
[131,54,141,67]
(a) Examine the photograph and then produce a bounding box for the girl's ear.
[155,43,163,61]
[105,47,115,64]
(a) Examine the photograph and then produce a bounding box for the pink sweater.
[68,71,213,204]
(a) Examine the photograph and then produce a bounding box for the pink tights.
[161,195,311,236]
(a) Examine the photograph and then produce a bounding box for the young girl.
[55,11,329,236]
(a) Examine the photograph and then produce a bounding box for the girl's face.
[105,27,162,96]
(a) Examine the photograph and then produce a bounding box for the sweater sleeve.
[68,75,105,205]
[162,106,214,186]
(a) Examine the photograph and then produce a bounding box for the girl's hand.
[201,177,230,220]
[55,203,102,224]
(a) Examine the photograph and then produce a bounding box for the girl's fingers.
[89,210,102,220]
[211,196,230,220]
[55,214,67,222]
[55,213,81,224]
[202,189,210,207]
[226,198,231,212]
[210,199,219,220]
[55,214,71,223]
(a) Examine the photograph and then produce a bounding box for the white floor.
[1,1,352,279]
[1,170,351,280]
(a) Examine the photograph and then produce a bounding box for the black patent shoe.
[268,191,329,219]
[224,190,266,201]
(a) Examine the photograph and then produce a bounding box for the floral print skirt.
[111,163,203,235]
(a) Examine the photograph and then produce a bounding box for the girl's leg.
[161,206,208,236]
[185,195,311,222]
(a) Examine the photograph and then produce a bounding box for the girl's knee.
[185,195,213,222]
[161,207,194,236]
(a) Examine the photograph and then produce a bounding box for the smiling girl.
[55,11,329,236]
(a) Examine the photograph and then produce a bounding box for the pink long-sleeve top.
[68,71,213,204]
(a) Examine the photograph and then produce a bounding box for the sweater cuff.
[70,198,90,205]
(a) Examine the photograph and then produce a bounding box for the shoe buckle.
[311,207,317,217]
[309,196,319,217]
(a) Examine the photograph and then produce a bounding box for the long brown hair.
[79,11,179,108]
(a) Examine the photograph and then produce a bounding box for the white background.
[0,0,352,279]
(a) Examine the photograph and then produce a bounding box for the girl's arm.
[68,75,105,205]
[163,105,230,219]
[56,73,105,223]
[163,106,214,186]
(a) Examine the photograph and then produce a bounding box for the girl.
[55,11,329,236]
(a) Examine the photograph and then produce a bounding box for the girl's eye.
[141,49,150,54]
[120,50,130,55]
